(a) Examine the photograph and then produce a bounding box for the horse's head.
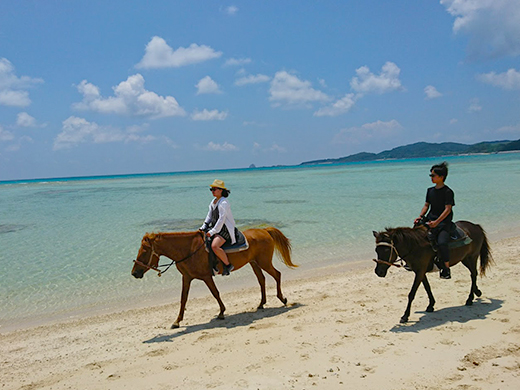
[372,230,398,278]
[131,233,160,279]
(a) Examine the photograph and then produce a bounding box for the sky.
[1,0,519,181]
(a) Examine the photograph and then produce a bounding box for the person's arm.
[199,204,212,231]
[427,204,452,228]
[208,201,228,236]
[414,202,430,224]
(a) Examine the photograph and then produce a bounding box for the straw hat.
[210,179,228,190]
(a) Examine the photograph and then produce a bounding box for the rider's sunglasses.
[210,187,221,192]
[429,173,437,177]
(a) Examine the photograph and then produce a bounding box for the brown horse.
[373,220,493,323]
[131,227,297,328]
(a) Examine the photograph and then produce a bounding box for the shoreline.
[3,223,520,334]
[2,235,519,389]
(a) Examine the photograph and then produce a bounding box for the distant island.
[300,139,520,166]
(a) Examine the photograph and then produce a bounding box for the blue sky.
[1,0,519,181]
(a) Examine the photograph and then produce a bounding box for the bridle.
[373,239,405,268]
[133,237,205,277]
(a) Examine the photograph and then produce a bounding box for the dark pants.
[429,224,451,266]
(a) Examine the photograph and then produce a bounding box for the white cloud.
[73,74,186,119]
[441,0,520,59]
[494,122,520,135]
[314,93,357,117]
[468,98,482,112]
[202,141,238,152]
[235,74,271,86]
[5,135,33,152]
[333,119,403,145]
[225,6,239,15]
[350,62,403,95]
[191,109,228,121]
[269,71,330,106]
[225,58,251,67]
[136,36,222,69]
[196,76,222,95]
[0,125,14,142]
[477,68,520,90]
[0,58,43,107]
[16,112,37,127]
[424,85,443,99]
[253,142,287,154]
[450,118,459,124]
[266,143,286,153]
[53,116,158,150]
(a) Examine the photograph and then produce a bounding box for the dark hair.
[221,189,230,197]
[431,161,449,180]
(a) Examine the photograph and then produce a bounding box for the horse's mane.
[386,226,429,248]
[144,231,202,241]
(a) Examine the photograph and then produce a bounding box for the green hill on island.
[300,140,520,166]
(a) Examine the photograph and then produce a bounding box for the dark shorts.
[215,225,233,245]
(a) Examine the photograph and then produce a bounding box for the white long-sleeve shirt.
[200,197,237,244]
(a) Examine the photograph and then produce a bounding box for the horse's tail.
[477,224,494,276]
[265,227,298,268]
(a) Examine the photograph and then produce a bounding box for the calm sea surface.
[1,153,520,330]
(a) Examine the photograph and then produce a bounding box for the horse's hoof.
[426,306,434,313]
[217,313,225,320]
[171,322,180,329]
[257,304,264,310]
[400,317,408,323]
[475,289,482,297]
[465,300,473,306]
[282,297,288,305]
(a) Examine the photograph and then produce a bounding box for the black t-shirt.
[426,185,455,223]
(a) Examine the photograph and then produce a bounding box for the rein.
[133,238,205,277]
[373,240,407,268]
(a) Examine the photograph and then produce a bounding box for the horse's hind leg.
[462,256,480,306]
[259,258,287,306]
[172,275,192,328]
[422,275,436,313]
[250,261,267,310]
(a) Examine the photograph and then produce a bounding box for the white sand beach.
[2,236,519,390]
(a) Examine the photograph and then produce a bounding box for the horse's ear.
[373,231,380,239]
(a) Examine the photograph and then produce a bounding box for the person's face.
[210,187,223,196]
[429,171,444,184]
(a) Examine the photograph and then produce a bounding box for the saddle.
[204,229,249,254]
[448,224,472,249]
[205,229,249,274]
[427,223,472,273]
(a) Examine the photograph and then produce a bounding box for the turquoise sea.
[1,153,520,331]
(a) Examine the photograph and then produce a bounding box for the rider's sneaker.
[222,264,234,276]
[440,268,451,279]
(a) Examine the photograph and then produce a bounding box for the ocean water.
[1,153,520,330]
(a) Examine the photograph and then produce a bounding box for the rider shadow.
[143,302,303,344]
[389,298,504,333]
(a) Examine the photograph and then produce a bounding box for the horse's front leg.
[422,275,435,312]
[401,271,426,323]
[202,276,226,320]
[172,275,192,329]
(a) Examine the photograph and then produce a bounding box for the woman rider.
[199,179,236,276]
[414,162,455,279]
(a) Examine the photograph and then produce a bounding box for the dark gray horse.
[373,221,493,323]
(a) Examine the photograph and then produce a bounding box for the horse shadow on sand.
[143,302,303,344]
[390,298,504,333]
